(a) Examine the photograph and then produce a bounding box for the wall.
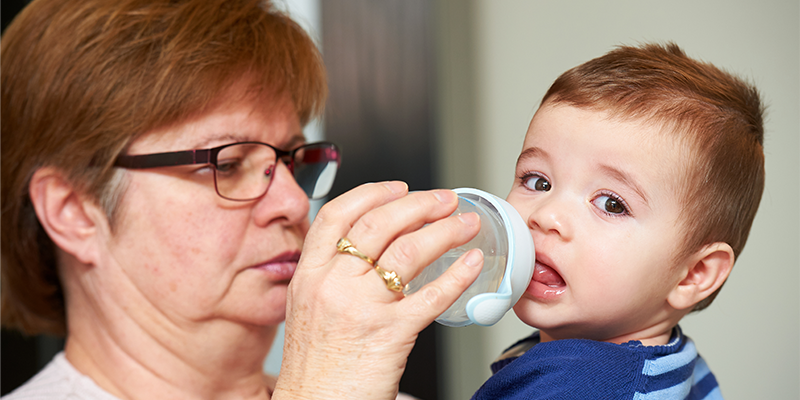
[436,1,800,399]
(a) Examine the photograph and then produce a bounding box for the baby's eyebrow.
[516,146,549,166]
[598,164,650,207]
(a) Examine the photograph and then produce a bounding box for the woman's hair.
[541,42,765,311]
[1,0,327,335]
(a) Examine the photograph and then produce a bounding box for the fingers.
[401,248,484,330]
[298,182,483,308]
[340,189,462,269]
[374,211,481,287]
[301,181,408,268]
[305,185,464,277]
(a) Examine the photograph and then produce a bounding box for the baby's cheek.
[512,300,539,326]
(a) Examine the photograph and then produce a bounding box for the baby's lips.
[532,262,565,287]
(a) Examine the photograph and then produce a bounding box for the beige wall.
[436,1,800,399]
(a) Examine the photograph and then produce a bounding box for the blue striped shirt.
[472,326,722,400]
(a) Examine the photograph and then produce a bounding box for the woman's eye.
[524,175,551,192]
[592,195,627,215]
[192,164,216,176]
[216,159,242,175]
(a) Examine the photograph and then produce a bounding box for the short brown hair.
[540,43,765,311]
[1,0,327,335]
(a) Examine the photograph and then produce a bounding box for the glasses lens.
[215,143,276,200]
[293,143,340,199]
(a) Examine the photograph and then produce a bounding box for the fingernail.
[458,212,479,226]
[464,249,483,267]
[383,181,408,194]
[434,189,457,204]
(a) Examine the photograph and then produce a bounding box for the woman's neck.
[63,287,278,399]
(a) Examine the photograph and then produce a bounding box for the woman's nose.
[252,161,310,227]
[527,193,573,241]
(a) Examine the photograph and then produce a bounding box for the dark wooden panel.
[322,1,440,399]
[322,0,436,195]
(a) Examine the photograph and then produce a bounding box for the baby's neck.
[539,326,674,346]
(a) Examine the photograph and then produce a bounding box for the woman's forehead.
[128,95,301,153]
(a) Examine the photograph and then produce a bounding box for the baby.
[473,43,764,399]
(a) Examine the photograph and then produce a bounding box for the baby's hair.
[541,42,764,311]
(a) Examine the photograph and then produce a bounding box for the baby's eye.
[592,194,628,215]
[523,175,551,192]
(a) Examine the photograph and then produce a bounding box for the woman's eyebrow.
[188,132,307,150]
[284,134,307,149]
[186,134,243,149]
[598,164,650,206]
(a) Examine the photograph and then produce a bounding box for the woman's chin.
[227,311,286,331]
[215,286,288,329]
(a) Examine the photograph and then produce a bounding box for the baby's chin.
[510,303,564,335]
[509,311,606,342]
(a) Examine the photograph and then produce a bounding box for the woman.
[1,0,483,398]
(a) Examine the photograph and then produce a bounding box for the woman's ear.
[667,242,734,311]
[29,167,105,266]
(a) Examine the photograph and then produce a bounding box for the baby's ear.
[667,243,734,311]
[29,167,105,266]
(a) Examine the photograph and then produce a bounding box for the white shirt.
[3,352,118,400]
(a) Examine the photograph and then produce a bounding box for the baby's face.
[507,103,691,344]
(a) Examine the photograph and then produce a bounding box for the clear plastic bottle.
[403,188,534,327]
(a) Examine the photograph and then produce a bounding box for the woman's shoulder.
[2,352,119,400]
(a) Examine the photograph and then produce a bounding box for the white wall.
[436,1,800,399]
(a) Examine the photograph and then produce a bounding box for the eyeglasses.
[114,141,340,201]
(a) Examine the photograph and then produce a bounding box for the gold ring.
[336,237,375,265]
[336,237,404,293]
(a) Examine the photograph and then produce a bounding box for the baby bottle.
[403,188,534,327]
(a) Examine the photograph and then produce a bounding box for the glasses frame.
[114,141,340,201]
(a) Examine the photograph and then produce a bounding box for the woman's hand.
[274,181,483,400]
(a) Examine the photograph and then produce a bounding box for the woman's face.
[100,95,310,329]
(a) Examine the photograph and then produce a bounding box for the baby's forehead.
[523,103,701,189]
[540,102,699,150]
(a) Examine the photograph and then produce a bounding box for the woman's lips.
[252,251,300,282]
[526,254,566,300]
